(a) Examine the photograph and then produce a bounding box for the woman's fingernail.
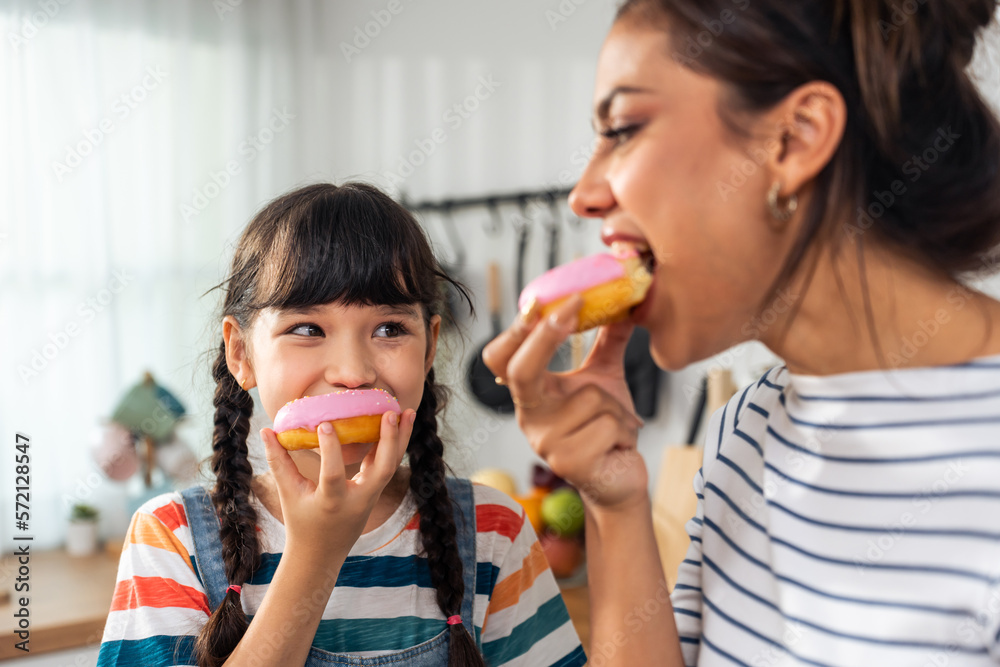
[519,298,541,326]
[549,311,577,333]
[320,422,333,434]
[408,411,417,426]
[388,412,398,426]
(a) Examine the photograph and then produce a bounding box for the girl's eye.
[289,323,324,337]
[598,123,642,146]
[374,321,409,338]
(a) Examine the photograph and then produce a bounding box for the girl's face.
[229,301,440,466]
[571,19,798,370]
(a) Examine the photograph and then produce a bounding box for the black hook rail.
[400,186,574,214]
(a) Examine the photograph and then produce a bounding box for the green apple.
[540,488,585,537]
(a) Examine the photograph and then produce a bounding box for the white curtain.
[0,0,612,551]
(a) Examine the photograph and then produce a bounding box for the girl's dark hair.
[194,182,481,667]
[617,0,1000,303]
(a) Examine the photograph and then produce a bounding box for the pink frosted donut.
[274,388,401,450]
[518,250,652,333]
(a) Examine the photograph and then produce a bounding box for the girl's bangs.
[248,183,436,313]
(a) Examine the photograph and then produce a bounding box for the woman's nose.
[569,153,615,219]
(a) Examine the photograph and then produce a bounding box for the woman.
[484,0,1000,664]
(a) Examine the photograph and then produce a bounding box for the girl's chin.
[288,441,376,469]
[340,442,376,466]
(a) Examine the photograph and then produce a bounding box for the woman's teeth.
[609,241,656,273]
[610,240,651,256]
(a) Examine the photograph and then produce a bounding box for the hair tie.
[446,615,462,626]
[227,584,242,595]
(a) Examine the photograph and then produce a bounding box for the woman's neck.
[763,237,1000,376]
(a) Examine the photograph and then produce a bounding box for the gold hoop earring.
[240,377,247,391]
[767,181,798,223]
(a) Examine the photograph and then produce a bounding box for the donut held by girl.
[273,388,401,450]
[518,248,652,333]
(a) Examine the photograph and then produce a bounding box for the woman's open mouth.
[609,240,658,322]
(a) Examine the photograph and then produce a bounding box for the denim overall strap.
[445,477,478,646]
[179,485,230,613]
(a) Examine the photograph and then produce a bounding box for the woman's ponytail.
[842,0,999,156]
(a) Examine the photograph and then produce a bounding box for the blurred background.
[1,0,999,663]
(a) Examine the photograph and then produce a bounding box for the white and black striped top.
[672,356,1000,666]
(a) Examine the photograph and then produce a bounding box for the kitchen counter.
[0,546,120,659]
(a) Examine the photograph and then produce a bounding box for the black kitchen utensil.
[466,262,514,413]
[436,205,469,331]
[624,327,665,419]
[684,375,709,445]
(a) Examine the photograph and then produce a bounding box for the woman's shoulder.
[704,365,788,459]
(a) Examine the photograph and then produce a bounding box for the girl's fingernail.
[320,422,333,434]
[408,411,417,426]
[388,412,398,426]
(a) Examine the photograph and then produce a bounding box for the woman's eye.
[289,323,324,337]
[374,321,408,338]
[599,123,642,146]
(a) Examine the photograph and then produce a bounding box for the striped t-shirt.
[97,479,586,666]
[673,357,1000,666]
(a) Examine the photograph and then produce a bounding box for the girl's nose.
[326,351,377,390]
[569,153,615,219]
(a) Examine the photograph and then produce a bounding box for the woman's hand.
[259,410,415,564]
[483,295,648,511]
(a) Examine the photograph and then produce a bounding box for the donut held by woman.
[273,388,401,450]
[518,249,653,333]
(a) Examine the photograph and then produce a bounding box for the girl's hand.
[260,410,415,564]
[483,295,648,512]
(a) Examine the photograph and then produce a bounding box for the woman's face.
[239,301,439,466]
[571,18,795,370]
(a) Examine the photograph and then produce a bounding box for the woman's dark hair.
[194,182,482,667]
[617,0,1000,312]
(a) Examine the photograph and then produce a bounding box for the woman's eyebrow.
[591,86,655,129]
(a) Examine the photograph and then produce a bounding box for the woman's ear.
[424,314,442,374]
[222,315,255,389]
[765,81,847,197]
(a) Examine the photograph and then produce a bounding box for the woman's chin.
[645,324,690,372]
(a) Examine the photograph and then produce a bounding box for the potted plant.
[66,503,99,556]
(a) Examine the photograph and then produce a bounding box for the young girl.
[97,183,587,667]
[485,0,1000,665]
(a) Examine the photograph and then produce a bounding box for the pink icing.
[273,388,401,432]
[518,252,633,310]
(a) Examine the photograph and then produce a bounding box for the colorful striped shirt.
[673,357,1000,666]
[97,479,586,666]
